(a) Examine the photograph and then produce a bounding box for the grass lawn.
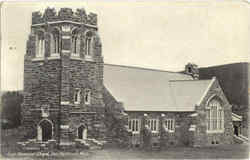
[85,144,249,159]
[1,129,249,159]
[1,144,249,160]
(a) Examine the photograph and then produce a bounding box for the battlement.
[32,7,97,26]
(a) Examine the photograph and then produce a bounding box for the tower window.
[85,31,93,57]
[51,28,60,56]
[36,31,45,58]
[71,29,80,56]
[86,38,91,56]
[84,89,91,105]
[74,89,81,104]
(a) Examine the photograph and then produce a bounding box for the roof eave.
[196,77,216,106]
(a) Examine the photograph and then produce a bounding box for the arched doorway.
[77,125,87,140]
[38,119,53,141]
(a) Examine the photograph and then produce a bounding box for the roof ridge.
[199,62,249,69]
[169,79,212,82]
[104,63,184,74]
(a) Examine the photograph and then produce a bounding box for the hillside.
[199,63,249,107]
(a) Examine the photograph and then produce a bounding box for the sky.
[1,0,250,91]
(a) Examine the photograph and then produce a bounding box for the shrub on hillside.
[1,91,23,129]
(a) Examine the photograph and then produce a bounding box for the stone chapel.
[21,7,242,149]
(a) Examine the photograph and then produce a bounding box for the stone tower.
[22,7,105,146]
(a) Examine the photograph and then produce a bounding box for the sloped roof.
[232,113,242,121]
[103,64,212,112]
[169,80,212,109]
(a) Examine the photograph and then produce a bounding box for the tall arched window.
[85,31,93,57]
[206,98,224,133]
[36,31,45,58]
[51,28,60,56]
[74,89,81,104]
[84,89,91,105]
[71,29,80,56]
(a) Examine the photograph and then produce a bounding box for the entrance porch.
[232,113,248,144]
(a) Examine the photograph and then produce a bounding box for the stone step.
[86,138,106,150]
[234,135,246,144]
[239,135,248,142]
[152,146,160,151]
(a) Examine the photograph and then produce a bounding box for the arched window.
[36,31,45,58]
[206,98,224,133]
[71,29,80,56]
[85,31,93,57]
[37,119,53,141]
[84,89,91,105]
[51,28,60,56]
[74,89,81,104]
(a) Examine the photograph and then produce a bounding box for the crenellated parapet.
[32,7,97,26]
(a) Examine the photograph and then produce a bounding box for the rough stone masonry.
[21,7,107,146]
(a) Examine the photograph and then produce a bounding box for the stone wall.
[22,42,61,142]
[126,112,194,148]
[194,78,234,146]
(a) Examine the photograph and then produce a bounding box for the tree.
[1,91,23,129]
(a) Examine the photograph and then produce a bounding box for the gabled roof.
[103,64,213,112]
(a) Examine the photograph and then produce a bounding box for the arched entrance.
[38,119,53,141]
[77,125,87,140]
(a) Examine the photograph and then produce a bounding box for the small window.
[84,89,91,105]
[146,119,159,132]
[128,118,140,133]
[74,89,81,104]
